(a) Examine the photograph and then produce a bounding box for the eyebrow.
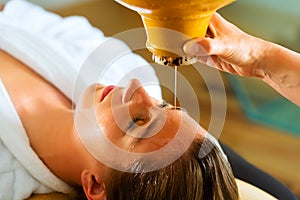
[159,100,186,112]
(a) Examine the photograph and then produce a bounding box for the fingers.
[210,12,240,35]
[207,14,221,38]
[208,13,227,35]
[183,37,225,56]
[198,55,239,75]
[210,13,227,26]
[183,13,232,56]
[184,39,208,56]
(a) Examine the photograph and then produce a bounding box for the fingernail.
[198,56,208,64]
[183,40,206,55]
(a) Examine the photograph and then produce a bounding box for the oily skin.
[0,50,203,188]
[93,80,190,153]
[0,49,84,185]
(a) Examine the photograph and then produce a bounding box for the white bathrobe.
[0,0,161,199]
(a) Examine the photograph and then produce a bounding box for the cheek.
[94,104,137,150]
[101,117,135,150]
[102,121,122,141]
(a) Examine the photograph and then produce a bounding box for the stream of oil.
[174,65,178,109]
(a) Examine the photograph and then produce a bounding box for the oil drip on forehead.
[74,84,199,173]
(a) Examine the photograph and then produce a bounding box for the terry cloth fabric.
[0,0,162,199]
[0,0,162,102]
[0,80,74,200]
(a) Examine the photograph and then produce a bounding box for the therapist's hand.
[0,5,4,11]
[183,13,270,78]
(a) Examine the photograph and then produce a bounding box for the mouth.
[99,85,116,102]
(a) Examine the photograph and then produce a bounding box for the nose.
[123,79,154,108]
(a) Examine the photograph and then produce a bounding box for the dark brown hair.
[70,138,239,200]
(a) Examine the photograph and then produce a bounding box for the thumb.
[183,38,223,56]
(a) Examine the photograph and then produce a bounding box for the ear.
[81,170,106,200]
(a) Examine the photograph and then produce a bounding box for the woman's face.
[93,79,203,153]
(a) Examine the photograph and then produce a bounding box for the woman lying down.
[0,1,295,200]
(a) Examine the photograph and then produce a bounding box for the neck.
[25,102,92,186]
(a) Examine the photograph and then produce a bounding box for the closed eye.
[128,116,143,130]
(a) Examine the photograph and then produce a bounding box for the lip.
[99,85,116,102]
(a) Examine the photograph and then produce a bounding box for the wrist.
[258,41,300,88]
[250,38,274,79]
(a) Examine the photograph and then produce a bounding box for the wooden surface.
[50,0,300,198]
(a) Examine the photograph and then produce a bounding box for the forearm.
[257,42,300,106]
[0,4,4,11]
